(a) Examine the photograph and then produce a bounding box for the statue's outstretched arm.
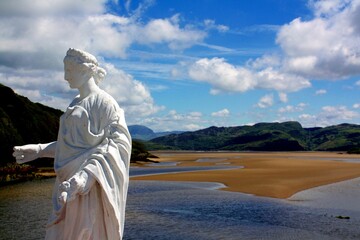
[13,141,57,164]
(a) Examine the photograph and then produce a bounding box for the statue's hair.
[64,48,107,84]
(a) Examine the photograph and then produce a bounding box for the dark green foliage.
[0,84,63,166]
[150,121,360,152]
[131,140,158,163]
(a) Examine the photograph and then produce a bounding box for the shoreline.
[131,151,360,199]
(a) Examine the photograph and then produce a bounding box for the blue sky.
[0,0,359,131]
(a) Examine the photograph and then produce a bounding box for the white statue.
[13,48,132,240]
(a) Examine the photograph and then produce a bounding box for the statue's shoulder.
[94,90,119,108]
[91,90,123,118]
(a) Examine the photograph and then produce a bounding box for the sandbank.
[131,151,360,199]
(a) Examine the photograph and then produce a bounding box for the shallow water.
[1,172,360,239]
[129,165,239,177]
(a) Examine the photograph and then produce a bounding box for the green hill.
[0,84,63,166]
[150,121,360,152]
[1,83,359,167]
[128,124,185,140]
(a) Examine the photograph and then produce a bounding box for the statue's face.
[64,61,88,89]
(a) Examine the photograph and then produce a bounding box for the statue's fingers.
[58,192,67,205]
[13,146,24,151]
[12,150,23,157]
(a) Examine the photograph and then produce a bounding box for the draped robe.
[45,90,131,240]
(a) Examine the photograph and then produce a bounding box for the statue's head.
[63,48,106,86]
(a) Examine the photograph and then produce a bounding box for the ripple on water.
[1,174,360,240]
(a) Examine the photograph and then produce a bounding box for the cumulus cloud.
[277,0,360,79]
[101,64,164,117]
[257,94,274,108]
[315,89,327,95]
[135,14,206,50]
[353,103,360,108]
[188,58,311,94]
[184,0,360,97]
[278,103,307,113]
[299,105,359,127]
[321,105,358,120]
[0,0,208,118]
[211,109,230,117]
[135,110,205,131]
[189,58,256,93]
[0,62,164,117]
[0,2,206,70]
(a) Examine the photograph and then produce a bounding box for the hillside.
[0,84,63,165]
[128,124,185,140]
[1,83,359,166]
[150,121,360,152]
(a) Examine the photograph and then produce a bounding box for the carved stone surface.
[13,48,132,239]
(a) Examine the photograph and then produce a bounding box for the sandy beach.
[131,151,360,199]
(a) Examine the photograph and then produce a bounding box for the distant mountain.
[150,121,360,152]
[128,125,185,140]
[0,84,63,165]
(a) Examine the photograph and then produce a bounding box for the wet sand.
[131,151,360,199]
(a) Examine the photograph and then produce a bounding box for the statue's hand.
[12,144,42,164]
[58,171,90,204]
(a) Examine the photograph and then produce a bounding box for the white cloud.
[211,108,230,117]
[0,0,208,120]
[136,14,206,50]
[277,0,360,79]
[0,0,106,16]
[297,105,359,127]
[278,103,306,113]
[353,103,360,108]
[189,58,256,93]
[101,63,164,117]
[257,94,274,108]
[315,89,327,95]
[186,0,360,96]
[356,80,360,86]
[301,105,359,126]
[321,105,358,120]
[308,0,352,17]
[184,124,203,131]
[135,110,206,131]
[188,58,311,94]
[0,62,164,117]
[298,114,317,127]
[278,92,288,103]
[257,67,311,92]
[247,54,282,70]
[204,19,229,32]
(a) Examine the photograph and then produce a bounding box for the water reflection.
[1,173,360,239]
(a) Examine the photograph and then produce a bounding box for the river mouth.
[2,178,360,240]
